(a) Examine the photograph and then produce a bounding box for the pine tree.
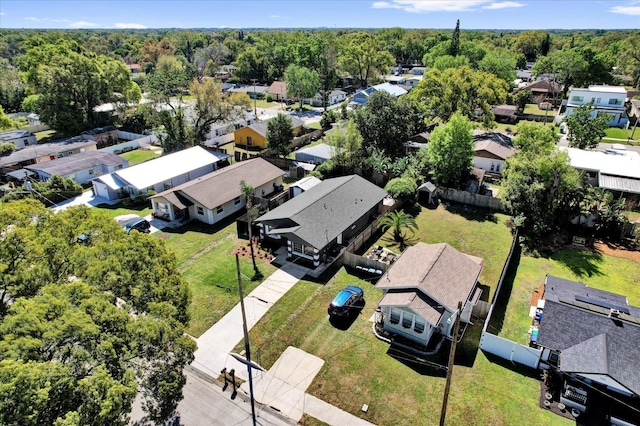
[449,19,460,57]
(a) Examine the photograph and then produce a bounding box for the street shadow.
[550,248,603,279]
[441,201,498,223]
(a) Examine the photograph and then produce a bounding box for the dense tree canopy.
[16,40,140,134]
[502,124,582,247]
[410,65,509,126]
[284,64,320,109]
[267,113,294,157]
[426,112,474,187]
[565,102,610,150]
[0,201,195,424]
[337,32,394,88]
[353,91,425,159]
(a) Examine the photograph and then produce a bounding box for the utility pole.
[236,254,257,426]
[250,78,258,116]
[439,301,462,426]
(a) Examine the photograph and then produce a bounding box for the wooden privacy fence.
[343,203,394,255]
[438,188,504,211]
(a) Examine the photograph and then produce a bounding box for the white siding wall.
[473,157,505,174]
[381,306,433,346]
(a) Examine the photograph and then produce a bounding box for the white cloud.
[482,2,525,10]
[372,0,495,12]
[0,12,5,16]
[25,16,70,23]
[610,3,640,15]
[68,20,99,28]
[114,22,147,29]
[270,14,289,19]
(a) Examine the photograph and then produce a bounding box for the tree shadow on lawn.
[378,233,420,252]
[549,248,603,280]
[441,201,498,224]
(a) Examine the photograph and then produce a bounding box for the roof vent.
[609,308,621,318]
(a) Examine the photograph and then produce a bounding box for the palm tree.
[379,210,418,246]
[240,180,260,276]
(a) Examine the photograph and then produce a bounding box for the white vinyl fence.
[479,332,542,369]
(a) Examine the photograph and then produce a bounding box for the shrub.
[266,93,273,102]
[0,143,15,156]
[385,177,418,204]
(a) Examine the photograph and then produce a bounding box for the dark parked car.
[328,285,364,317]
[123,217,151,234]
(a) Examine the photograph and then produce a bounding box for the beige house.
[375,242,483,348]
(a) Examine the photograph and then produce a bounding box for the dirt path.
[594,241,640,264]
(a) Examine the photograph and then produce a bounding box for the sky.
[0,0,639,30]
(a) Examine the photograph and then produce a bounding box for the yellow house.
[234,116,305,149]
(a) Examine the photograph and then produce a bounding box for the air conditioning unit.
[609,309,622,318]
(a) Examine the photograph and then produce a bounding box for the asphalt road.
[130,368,294,426]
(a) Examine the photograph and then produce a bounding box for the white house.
[562,146,640,206]
[306,90,347,107]
[473,132,517,175]
[375,242,483,348]
[564,85,628,128]
[149,158,284,224]
[91,146,230,201]
[25,151,128,185]
[0,131,37,149]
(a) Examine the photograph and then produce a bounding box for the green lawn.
[157,218,278,337]
[235,202,566,425]
[498,248,640,345]
[119,149,161,166]
[306,121,322,130]
[92,202,152,219]
[523,103,555,116]
[604,127,638,141]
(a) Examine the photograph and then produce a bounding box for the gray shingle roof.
[151,158,284,210]
[246,116,305,138]
[536,300,640,396]
[0,138,97,167]
[375,242,483,313]
[24,151,126,176]
[256,175,387,249]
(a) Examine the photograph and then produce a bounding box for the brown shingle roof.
[268,81,287,96]
[474,132,517,160]
[378,290,444,325]
[375,242,482,312]
[151,158,284,210]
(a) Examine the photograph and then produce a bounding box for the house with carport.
[91,146,230,201]
[375,242,483,348]
[149,158,284,224]
[256,175,387,268]
[562,146,640,208]
[25,151,128,185]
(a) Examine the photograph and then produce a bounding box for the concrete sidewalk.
[191,261,309,379]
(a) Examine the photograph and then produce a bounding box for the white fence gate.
[479,331,542,369]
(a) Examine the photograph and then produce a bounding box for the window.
[216,205,224,214]
[88,169,94,175]
[414,317,425,333]
[234,196,241,205]
[571,96,584,102]
[196,206,204,215]
[402,313,413,329]
[608,98,622,105]
[247,136,253,146]
[389,308,400,324]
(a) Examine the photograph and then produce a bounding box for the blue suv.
[328,286,364,317]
